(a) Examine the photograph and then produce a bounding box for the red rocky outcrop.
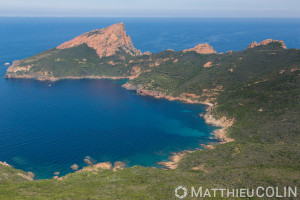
[57,23,142,58]
[247,39,287,49]
[183,43,217,54]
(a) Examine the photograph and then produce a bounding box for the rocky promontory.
[57,23,142,58]
[247,39,287,49]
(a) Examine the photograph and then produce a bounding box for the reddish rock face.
[143,51,152,55]
[248,41,258,48]
[57,23,142,58]
[71,164,79,171]
[258,39,287,49]
[203,61,213,68]
[247,39,287,49]
[183,43,216,54]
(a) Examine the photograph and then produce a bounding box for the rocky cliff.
[57,23,142,58]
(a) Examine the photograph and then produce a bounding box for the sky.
[1,0,300,17]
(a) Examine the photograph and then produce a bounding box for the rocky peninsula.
[4,22,299,172]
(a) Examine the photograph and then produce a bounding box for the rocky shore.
[157,150,196,169]
[203,108,235,143]
[122,82,214,106]
[2,79,234,173]
[0,161,35,181]
[55,161,126,180]
[4,73,131,82]
[4,59,139,81]
[122,82,235,169]
[156,109,234,169]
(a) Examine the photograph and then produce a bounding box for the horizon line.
[1,16,300,19]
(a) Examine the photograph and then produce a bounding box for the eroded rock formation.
[57,23,142,58]
[247,39,287,49]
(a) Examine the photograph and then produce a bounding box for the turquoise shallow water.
[0,18,299,179]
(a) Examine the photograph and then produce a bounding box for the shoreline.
[155,110,234,169]
[122,82,214,107]
[3,75,131,82]
[2,76,235,173]
[123,82,235,169]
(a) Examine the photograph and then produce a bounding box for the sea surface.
[0,18,300,179]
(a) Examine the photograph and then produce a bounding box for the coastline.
[2,75,235,172]
[122,82,214,106]
[122,82,235,169]
[155,111,234,169]
[4,74,131,82]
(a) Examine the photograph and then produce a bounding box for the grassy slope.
[1,43,300,199]
[10,44,138,78]
[0,164,32,183]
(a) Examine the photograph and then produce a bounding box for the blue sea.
[0,18,300,179]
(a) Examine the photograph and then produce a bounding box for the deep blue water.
[0,18,299,179]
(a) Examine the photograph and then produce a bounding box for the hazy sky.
[1,0,300,17]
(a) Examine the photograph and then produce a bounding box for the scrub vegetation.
[2,42,300,199]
